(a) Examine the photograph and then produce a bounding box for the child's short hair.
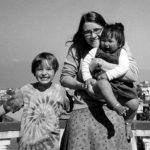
[101,23,125,48]
[31,52,59,75]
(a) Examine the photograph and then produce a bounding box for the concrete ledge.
[133,130,150,137]
[0,122,20,132]
[0,131,19,139]
[132,121,150,130]
[0,114,68,133]
[1,116,150,131]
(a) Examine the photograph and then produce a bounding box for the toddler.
[82,23,139,140]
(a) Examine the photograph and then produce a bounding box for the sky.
[0,0,150,89]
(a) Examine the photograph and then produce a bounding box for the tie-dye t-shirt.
[18,83,66,150]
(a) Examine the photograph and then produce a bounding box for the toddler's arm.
[83,48,129,82]
[90,43,139,82]
[90,49,129,81]
[82,47,97,81]
[106,49,129,81]
[82,48,97,94]
[90,58,117,71]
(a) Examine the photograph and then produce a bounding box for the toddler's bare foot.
[125,122,133,142]
[113,103,128,116]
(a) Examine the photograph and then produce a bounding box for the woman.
[60,11,138,150]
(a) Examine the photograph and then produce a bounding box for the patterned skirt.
[60,104,131,150]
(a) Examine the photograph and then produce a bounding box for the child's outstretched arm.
[0,106,7,116]
[1,88,24,115]
[0,89,16,116]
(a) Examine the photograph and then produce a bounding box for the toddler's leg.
[93,79,127,115]
[124,99,140,141]
[125,98,139,123]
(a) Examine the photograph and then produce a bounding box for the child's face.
[35,60,55,85]
[100,35,119,53]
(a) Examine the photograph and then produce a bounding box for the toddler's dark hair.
[31,52,59,75]
[101,23,125,48]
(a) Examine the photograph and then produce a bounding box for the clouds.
[0,57,21,65]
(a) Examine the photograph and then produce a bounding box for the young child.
[0,52,70,150]
[82,23,139,140]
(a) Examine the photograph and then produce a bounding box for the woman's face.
[83,22,103,48]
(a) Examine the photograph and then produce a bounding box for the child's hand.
[0,88,15,112]
[3,97,15,113]
[3,89,23,113]
[11,89,23,113]
[0,89,15,106]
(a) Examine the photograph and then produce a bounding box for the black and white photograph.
[0,0,149,150]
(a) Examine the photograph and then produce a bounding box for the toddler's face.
[100,35,119,53]
[35,60,55,86]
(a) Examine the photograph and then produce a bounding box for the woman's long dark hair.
[67,11,107,58]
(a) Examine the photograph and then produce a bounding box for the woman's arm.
[60,47,99,100]
[60,48,85,90]
[61,76,85,90]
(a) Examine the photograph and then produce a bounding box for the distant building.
[137,81,150,102]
